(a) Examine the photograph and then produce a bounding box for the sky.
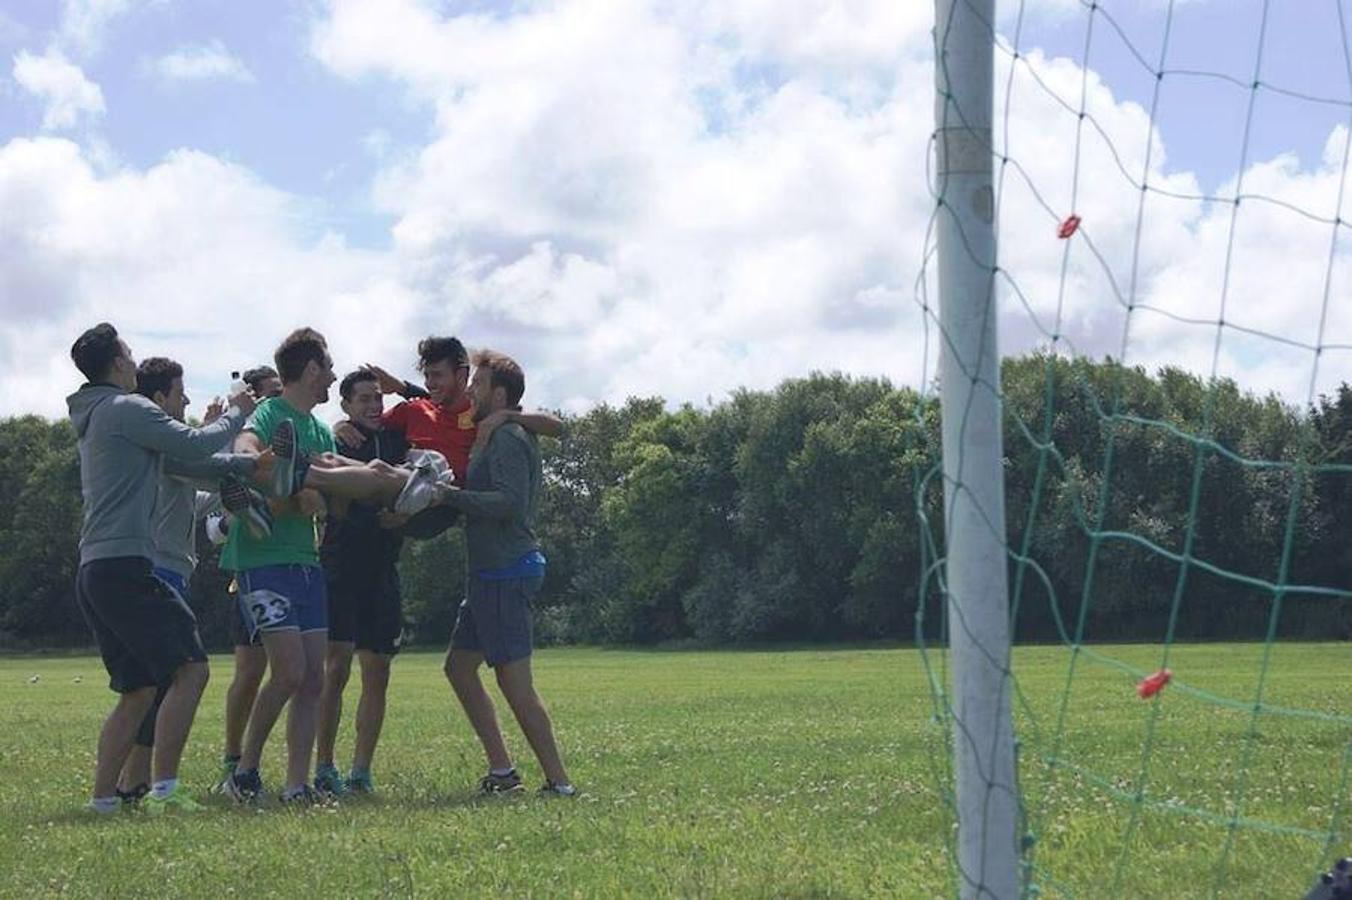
[1,0,1349,422]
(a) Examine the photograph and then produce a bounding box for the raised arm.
[164,452,258,489]
[118,396,249,461]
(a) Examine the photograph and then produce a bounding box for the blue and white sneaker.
[226,767,264,804]
[220,475,273,539]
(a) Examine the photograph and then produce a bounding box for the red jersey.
[382,395,478,484]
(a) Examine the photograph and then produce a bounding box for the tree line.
[3,353,1350,650]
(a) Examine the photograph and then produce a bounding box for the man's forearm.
[440,488,514,521]
[510,411,564,438]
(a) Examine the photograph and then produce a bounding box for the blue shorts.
[450,575,542,667]
[152,567,188,600]
[236,564,328,639]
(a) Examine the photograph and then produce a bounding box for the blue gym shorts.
[235,564,328,640]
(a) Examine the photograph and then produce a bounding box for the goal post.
[932,0,1019,897]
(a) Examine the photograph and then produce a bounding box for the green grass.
[0,643,1348,897]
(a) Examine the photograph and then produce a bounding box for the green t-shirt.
[221,396,335,571]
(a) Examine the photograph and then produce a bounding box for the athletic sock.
[90,796,120,813]
[490,767,515,778]
[151,778,178,799]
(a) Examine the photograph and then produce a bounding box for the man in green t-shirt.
[221,327,338,805]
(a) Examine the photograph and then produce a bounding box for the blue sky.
[0,0,1349,418]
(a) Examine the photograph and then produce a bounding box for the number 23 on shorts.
[244,589,291,630]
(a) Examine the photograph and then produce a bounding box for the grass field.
[2,643,1350,898]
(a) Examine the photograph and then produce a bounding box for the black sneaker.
[279,784,325,807]
[116,782,149,806]
[226,767,264,803]
[220,475,273,539]
[478,769,524,795]
[269,419,311,497]
[538,780,577,797]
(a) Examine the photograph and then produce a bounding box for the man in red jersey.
[334,336,560,536]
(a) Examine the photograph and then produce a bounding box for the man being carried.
[67,323,254,814]
[335,336,562,531]
[438,351,574,796]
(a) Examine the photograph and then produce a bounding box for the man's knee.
[268,655,305,696]
[358,652,391,691]
[445,651,479,686]
[234,648,267,686]
[174,661,210,694]
[325,646,354,689]
[123,685,158,713]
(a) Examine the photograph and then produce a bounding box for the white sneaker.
[394,465,438,515]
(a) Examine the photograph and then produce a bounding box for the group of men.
[67,322,574,812]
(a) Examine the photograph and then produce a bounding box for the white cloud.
[11,49,105,130]
[0,137,415,419]
[150,40,254,84]
[58,0,134,55]
[1,0,1347,425]
[57,0,138,54]
[308,0,1350,409]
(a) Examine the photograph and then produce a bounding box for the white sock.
[89,796,120,813]
[151,778,178,799]
[490,767,515,778]
[550,782,576,795]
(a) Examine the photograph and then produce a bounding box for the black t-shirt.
[320,424,410,578]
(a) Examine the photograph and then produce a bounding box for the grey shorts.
[449,575,541,667]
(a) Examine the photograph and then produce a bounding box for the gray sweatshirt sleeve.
[441,432,531,522]
[116,395,246,461]
[164,452,257,488]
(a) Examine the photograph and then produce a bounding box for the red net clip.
[1136,668,1171,699]
[1057,214,1081,239]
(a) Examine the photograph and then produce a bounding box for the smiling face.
[422,358,469,406]
[342,376,384,429]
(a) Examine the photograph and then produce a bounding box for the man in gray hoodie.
[114,356,266,803]
[68,323,255,814]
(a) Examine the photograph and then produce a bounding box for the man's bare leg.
[224,645,266,760]
[445,650,513,772]
[93,687,156,799]
[284,631,328,792]
[151,661,210,783]
[316,641,355,774]
[239,630,305,773]
[494,658,570,786]
[352,650,392,772]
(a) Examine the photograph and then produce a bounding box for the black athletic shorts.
[75,556,208,694]
[326,563,403,656]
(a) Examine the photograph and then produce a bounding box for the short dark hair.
[471,349,525,407]
[339,368,379,402]
[70,323,123,383]
[417,336,468,372]
[135,357,183,400]
[273,328,328,383]
[241,365,278,393]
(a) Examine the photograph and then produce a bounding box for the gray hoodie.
[153,455,253,579]
[67,384,246,565]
